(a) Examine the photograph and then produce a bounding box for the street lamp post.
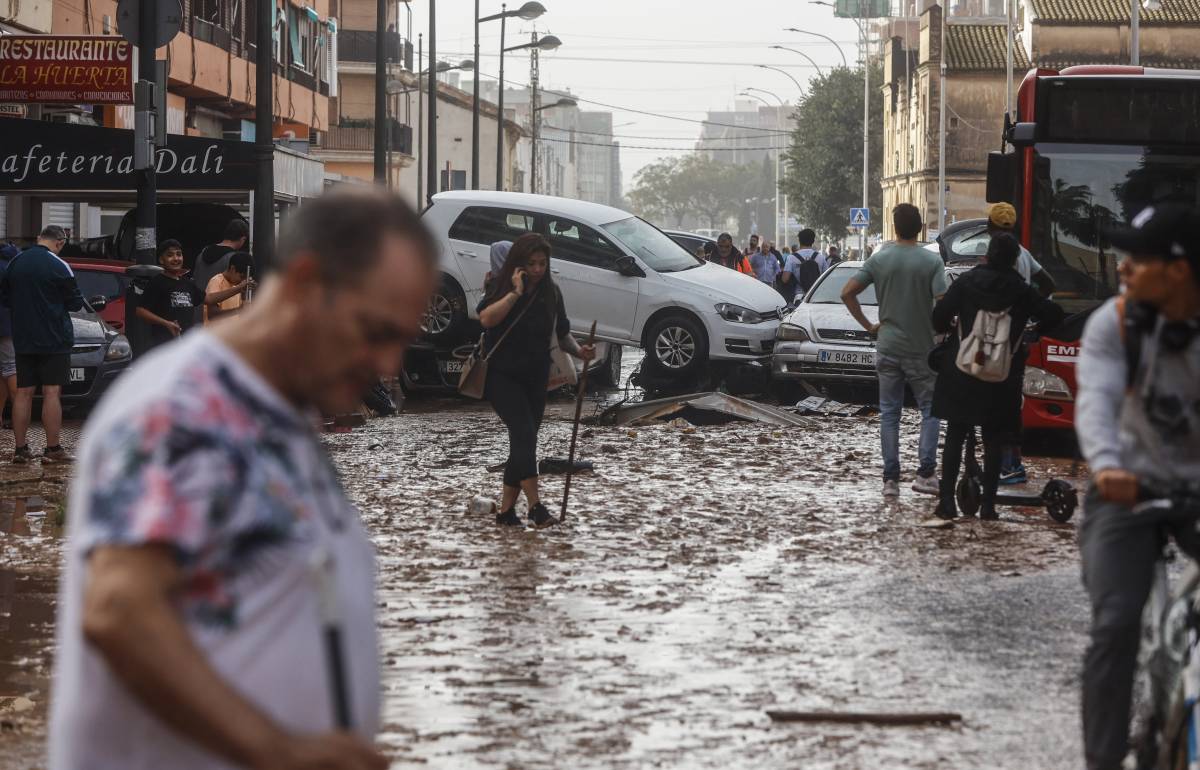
[532,95,576,195]
[478,2,547,191]
[784,27,848,68]
[742,89,783,248]
[1133,0,1164,65]
[500,32,561,193]
[418,58,474,199]
[769,45,824,76]
[426,0,437,206]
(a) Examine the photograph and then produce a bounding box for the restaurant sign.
[0,36,133,104]
[0,118,257,191]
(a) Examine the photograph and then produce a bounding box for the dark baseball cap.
[1106,203,1200,261]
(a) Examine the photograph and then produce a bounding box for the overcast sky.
[403,0,866,191]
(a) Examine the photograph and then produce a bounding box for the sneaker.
[527,503,559,529]
[41,446,74,465]
[495,508,523,527]
[999,464,1028,486]
[911,474,940,496]
[882,479,900,498]
[11,445,31,465]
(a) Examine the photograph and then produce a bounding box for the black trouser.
[1078,488,1200,770]
[486,366,548,489]
[939,422,1003,504]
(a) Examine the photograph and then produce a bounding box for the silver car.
[772,260,968,393]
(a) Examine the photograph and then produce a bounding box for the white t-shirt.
[50,332,380,770]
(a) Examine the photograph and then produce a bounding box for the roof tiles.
[1031,0,1200,24]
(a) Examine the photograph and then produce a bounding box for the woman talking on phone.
[478,233,595,528]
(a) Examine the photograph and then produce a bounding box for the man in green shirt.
[841,204,948,498]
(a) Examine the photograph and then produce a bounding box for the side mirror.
[88,294,108,312]
[615,255,645,278]
[986,150,1017,204]
[1009,122,1037,147]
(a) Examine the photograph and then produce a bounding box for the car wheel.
[422,278,467,343]
[643,314,708,379]
[593,344,623,389]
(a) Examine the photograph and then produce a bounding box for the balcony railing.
[317,121,412,154]
[337,30,410,69]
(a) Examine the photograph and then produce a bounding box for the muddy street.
[1,384,1089,769]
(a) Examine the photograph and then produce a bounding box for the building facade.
[880,0,1200,240]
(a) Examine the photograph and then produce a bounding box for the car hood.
[783,302,878,331]
[71,312,108,343]
[660,262,785,314]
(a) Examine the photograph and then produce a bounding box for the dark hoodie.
[930,262,1064,428]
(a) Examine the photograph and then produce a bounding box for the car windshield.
[807,265,877,305]
[601,217,701,273]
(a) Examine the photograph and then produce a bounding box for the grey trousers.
[1079,487,1200,770]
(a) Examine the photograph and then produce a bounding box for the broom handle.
[560,321,597,522]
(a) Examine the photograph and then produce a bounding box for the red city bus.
[986,65,1200,430]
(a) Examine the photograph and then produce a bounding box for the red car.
[65,258,135,331]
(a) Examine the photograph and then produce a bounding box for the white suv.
[421,191,785,380]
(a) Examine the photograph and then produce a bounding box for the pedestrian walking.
[928,233,1064,520]
[0,243,19,429]
[48,188,435,770]
[711,232,753,275]
[478,233,596,529]
[203,252,257,324]
[985,202,1057,486]
[1073,203,1200,770]
[489,240,513,277]
[137,240,249,350]
[192,218,249,296]
[781,229,828,303]
[0,225,84,465]
[749,241,781,286]
[841,204,948,498]
[827,245,843,266]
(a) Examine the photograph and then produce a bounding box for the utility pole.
[373,0,387,182]
[426,0,437,205]
[134,0,158,264]
[937,1,947,234]
[417,34,424,206]
[471,0,480,189]
[254,0,275,268]
[860,9,869,256]
[530,31,540,194]
[1131,0,1140,65]
[1005,0,1015,116]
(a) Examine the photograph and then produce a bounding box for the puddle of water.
[0,568,56,769]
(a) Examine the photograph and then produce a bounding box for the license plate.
[441,361,464,375]
[818,349,874,366]
[69,367,85,382]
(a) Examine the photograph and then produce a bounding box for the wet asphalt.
[0,365,1092,769]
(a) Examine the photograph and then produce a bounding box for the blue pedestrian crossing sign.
[850,208,870,228]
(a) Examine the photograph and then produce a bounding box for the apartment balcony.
[315,120,413,155]
[337,30,413,70]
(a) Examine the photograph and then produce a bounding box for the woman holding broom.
[478,233,595,528]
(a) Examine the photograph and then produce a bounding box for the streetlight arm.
[784,27,848,68]
[770,45,824,76]
[744,87,784,106]
[755,64,804,95]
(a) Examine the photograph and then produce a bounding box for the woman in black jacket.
[930,233,1064,520]
[478,233,595,529]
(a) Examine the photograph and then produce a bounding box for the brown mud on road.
[335,397,1089,769]
[0,406,1089,769]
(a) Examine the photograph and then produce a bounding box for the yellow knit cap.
[988,202,1018,230]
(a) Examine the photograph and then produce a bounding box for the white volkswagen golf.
[421,191,785,380]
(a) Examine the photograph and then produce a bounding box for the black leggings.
[940,422,1004,504]
[487,367,548,488]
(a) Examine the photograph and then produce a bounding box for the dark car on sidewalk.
[61,304,133,406]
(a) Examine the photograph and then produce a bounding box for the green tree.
[782,65,883,240]
[681,155,738,230]
[627,157,692,228]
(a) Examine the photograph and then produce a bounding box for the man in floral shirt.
[49,189,436,770]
